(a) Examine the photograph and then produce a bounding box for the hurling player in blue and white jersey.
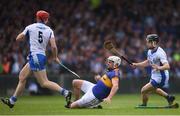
[1,10,71,108]
[132,34,176,106]
[65,56,121,108]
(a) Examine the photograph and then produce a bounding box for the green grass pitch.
[0,94,179,115]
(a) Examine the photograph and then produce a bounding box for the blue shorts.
[28,54,47,71]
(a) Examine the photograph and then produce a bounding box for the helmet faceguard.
[146,34,159,43]
[107,56,121,68]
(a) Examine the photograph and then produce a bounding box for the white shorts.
[75,80,102,108]
[150,72,169,88]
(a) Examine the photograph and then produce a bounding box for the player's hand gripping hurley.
[104,40,132,65]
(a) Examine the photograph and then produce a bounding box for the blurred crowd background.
[0,0,179,79]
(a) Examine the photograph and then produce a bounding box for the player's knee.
[72,79,81,88]
[141,87,146,94]
[39,81,48,88]
[72,79,77,86]
[40,83,46,88]
[19,73,26,82]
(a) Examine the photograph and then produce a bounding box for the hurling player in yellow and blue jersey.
[65,56,121,108]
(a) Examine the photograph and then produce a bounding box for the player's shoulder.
[107,69,120,78]
[25,23,35,29]
[44,24,53,32]
[26,23,41,29]
[158,46,165,51]
[157,47,166,54]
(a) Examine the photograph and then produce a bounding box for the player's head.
[146,34,159,49]
[36,10,49,24]
[107,56,121,70]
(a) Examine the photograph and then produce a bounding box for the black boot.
[64,101,72,108]
[91,105,103,109]
[1,98,14,108]
[166,95,175,105]
[64,91,72,108]
[138,103,147,107]
[65,91,72,103]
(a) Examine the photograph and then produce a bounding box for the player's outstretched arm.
[49,37,60,64]
[103,77,119,103]
[16,33,25,41]
[132,60,149,68]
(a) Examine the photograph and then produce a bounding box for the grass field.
[0,94,179,115]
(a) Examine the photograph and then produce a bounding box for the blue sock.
[9,96,17,104]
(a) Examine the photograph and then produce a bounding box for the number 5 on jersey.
[38,31,43,43]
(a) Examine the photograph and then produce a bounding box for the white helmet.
[107,56,121,66]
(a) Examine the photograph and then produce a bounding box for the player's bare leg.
[72,79,84,100]
[155,88,168,97]
[140,82,154,106]
[65,79,84,108]
[13,63,31,97]
[1,63,31,108]
[155,88,175,105]
[34,70,61,91]
[33,70,71,100]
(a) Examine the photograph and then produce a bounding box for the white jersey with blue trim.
[147,47,169,77]
[22,23,54,55]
